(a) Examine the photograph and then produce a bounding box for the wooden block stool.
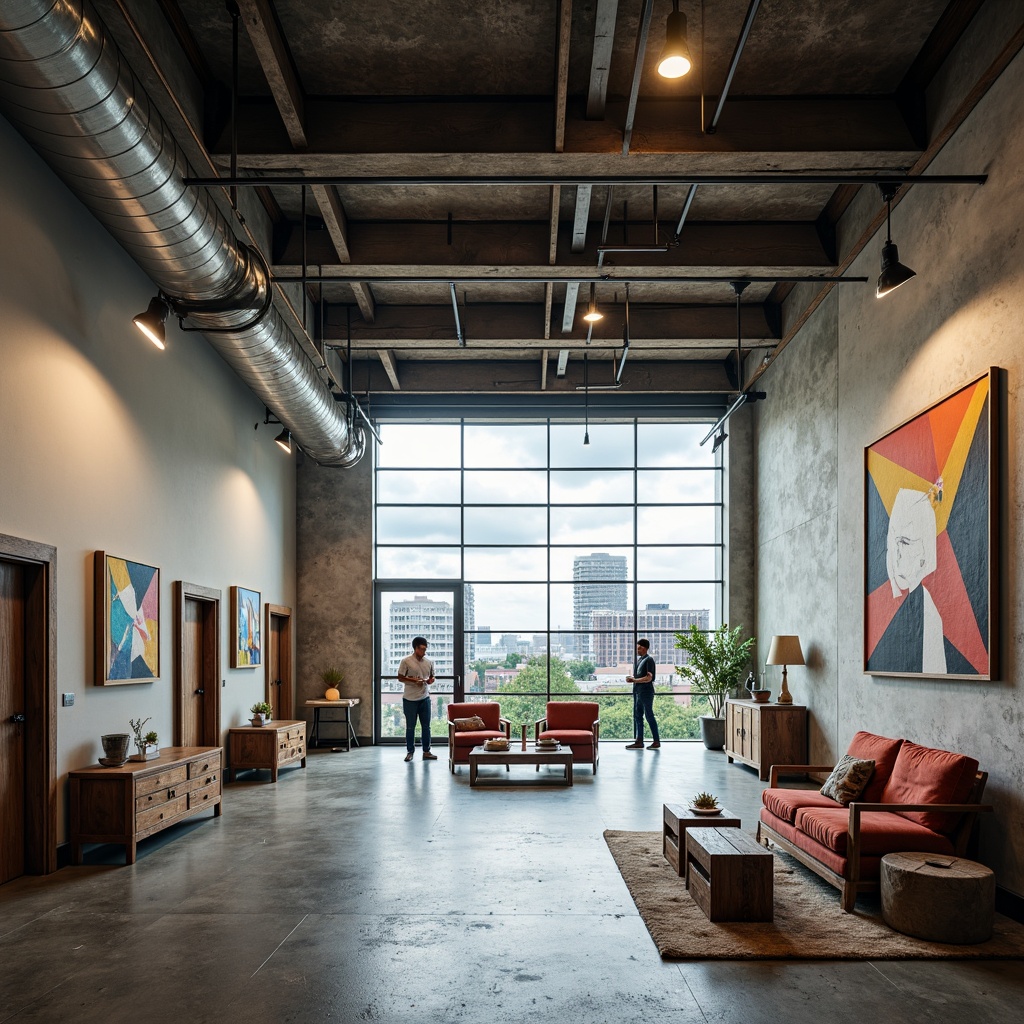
[685,827,774,922]
[662,803,741,876]
[881,852,995,944]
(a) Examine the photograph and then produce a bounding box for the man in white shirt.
[397,636,437,762]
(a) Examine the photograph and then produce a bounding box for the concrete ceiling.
[107,0,996,396]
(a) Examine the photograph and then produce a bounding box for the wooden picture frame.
[864,368,998,679]
[94,551,160,685]
[231,586,262,667]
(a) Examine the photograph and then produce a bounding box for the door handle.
[195,688,205,695]
[10,713,26,724]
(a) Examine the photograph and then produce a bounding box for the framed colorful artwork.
[864,368,998,679]
[231,586,262,667]
[94,551,160,685]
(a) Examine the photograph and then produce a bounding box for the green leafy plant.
[674,623,756,718]
[320,666,344,687]
[250,701,273,717]
[691,791,719,809]
[144,730,159,745]
[129,716,152,749]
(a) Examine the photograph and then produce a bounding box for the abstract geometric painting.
[864,369,998,679]
[231,585,262,667]
[95,552,160,685]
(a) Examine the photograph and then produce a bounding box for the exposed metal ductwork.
[0,0,363,467]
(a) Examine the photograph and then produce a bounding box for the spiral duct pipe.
[0,0,362,466]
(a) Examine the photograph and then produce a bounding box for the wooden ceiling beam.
[309,183,376,322]
[586,0,619,119]
[377,350,401,390]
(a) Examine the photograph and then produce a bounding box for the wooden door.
[265,605,293,720]
[175,583,221,748]
[0,560,27,884]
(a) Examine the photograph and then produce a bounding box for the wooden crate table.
[69,746,222,865]
[685,827,774,922]
[228,720,306,782]
[304,698,360,751]
[662,803,741,876]
[881,852,995,943]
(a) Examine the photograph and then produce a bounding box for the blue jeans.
[403,696,432,753]
[633,684,660,742]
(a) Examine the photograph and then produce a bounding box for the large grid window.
[374,421,723,740]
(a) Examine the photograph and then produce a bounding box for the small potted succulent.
[129,717,159,760]
[320,666,345,701]
[690,791,721,814]
[144,730,159,756]
[250,701,273,727]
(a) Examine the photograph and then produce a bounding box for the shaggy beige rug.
[604,830,1024,960]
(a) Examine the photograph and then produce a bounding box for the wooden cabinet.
[70,746,222,865]
[228,720,306,782]
[725,700,806,781]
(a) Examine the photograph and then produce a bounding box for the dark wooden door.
[175,583,221,749]
[0,560,27,884]
[269,615,285,719]
[181,598,205,746]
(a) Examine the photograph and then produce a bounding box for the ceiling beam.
[554,0,572,153]
[586,0,619,119]
[309,183,376,322]
[236,0,307,149]
[377,350,400,390]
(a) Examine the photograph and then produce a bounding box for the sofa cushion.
[879,740,980,833]
[846,731,903,802]
[539,728,594,746]
[545,702,599,730]
[760,808,883,881]
[794,806,956,858]
[451,729,506,749]
[762,787,841,824]
[447,702,502,730]
[452,716,486,732]
[820,755,876,806]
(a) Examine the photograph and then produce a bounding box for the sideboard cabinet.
[724,700,807,781]
[228,720,306,782]
[69,746,222,865]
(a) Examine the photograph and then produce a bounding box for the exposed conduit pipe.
[0,0,363,467]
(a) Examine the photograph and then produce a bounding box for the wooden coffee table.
[685,826,774,922]
[662,803,741,875]
[468,744,574,786]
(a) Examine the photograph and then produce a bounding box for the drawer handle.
[168,789,176,798]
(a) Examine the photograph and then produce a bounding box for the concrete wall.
[0,116,297,842]
[755,46,1024,895]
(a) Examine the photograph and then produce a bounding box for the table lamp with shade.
[766,635,804,705]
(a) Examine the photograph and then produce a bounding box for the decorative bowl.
[483,739,510,751]
[752,690,771,703]
[688,805,722,815]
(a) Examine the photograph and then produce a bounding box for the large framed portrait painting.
[864,368,998,679]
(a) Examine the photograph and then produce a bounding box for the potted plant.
[250,701,273,727]
[144,730,159,756]
[320,666,345,701]
[674,623,755,750]
[128,716,159,761]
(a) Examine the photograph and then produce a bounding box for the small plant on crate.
[250,701,273,726]
[691,791,720,812]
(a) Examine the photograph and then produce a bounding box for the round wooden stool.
[880,852,994,943]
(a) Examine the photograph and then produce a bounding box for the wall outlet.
[62,692,75,707]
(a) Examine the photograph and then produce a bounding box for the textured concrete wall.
[296,455,374,741]
[756,47,1024,895]
[725,405,757,648]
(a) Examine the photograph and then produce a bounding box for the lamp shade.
[766,635,804,666]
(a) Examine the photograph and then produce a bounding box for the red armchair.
[535,701,600,773]
[447,702,511,773]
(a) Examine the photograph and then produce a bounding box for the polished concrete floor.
[2,742,1022,1023]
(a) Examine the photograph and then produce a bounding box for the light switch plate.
[62,692,75,707]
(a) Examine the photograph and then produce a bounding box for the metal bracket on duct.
[0,0,363,467]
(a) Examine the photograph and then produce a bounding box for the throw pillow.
[819,754,876,806]
[452,716,486,732]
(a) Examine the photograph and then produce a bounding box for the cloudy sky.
[376,421,720,653]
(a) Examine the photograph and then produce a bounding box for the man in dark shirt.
[625,638,660,749]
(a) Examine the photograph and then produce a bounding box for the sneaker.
[422,751,438,760]
[625,741,644,749]
[404,751,414,762]
[647,741,661,749]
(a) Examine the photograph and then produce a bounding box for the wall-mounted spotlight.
[711,429,727,453]
[582,283,604,323]
[657,1,692,79]
[132,297,170,349]
[274,428,292,454]
[876,183,917,298]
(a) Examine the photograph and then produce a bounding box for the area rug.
[604,830,1024,960]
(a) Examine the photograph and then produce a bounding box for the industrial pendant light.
[582,283,604,323]
[876,184,917,298]
[274,428,292,453]
[132,296,170,349]
[657,1,692,79]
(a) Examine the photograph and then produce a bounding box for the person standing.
[625,638,660,749]
[397,636,437,761]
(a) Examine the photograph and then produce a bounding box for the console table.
[69,746,222,865]
[228,720,306,782]
[305,698,360,751]
[725,699,807,780]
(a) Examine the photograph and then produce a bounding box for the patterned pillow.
[452,716,486,732]
[819,754,876,806]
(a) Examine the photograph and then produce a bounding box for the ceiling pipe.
[0,0,363,467]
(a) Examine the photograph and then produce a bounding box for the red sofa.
[757,731,991,911]
[447,702,511,773]
[535,701,600,773]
